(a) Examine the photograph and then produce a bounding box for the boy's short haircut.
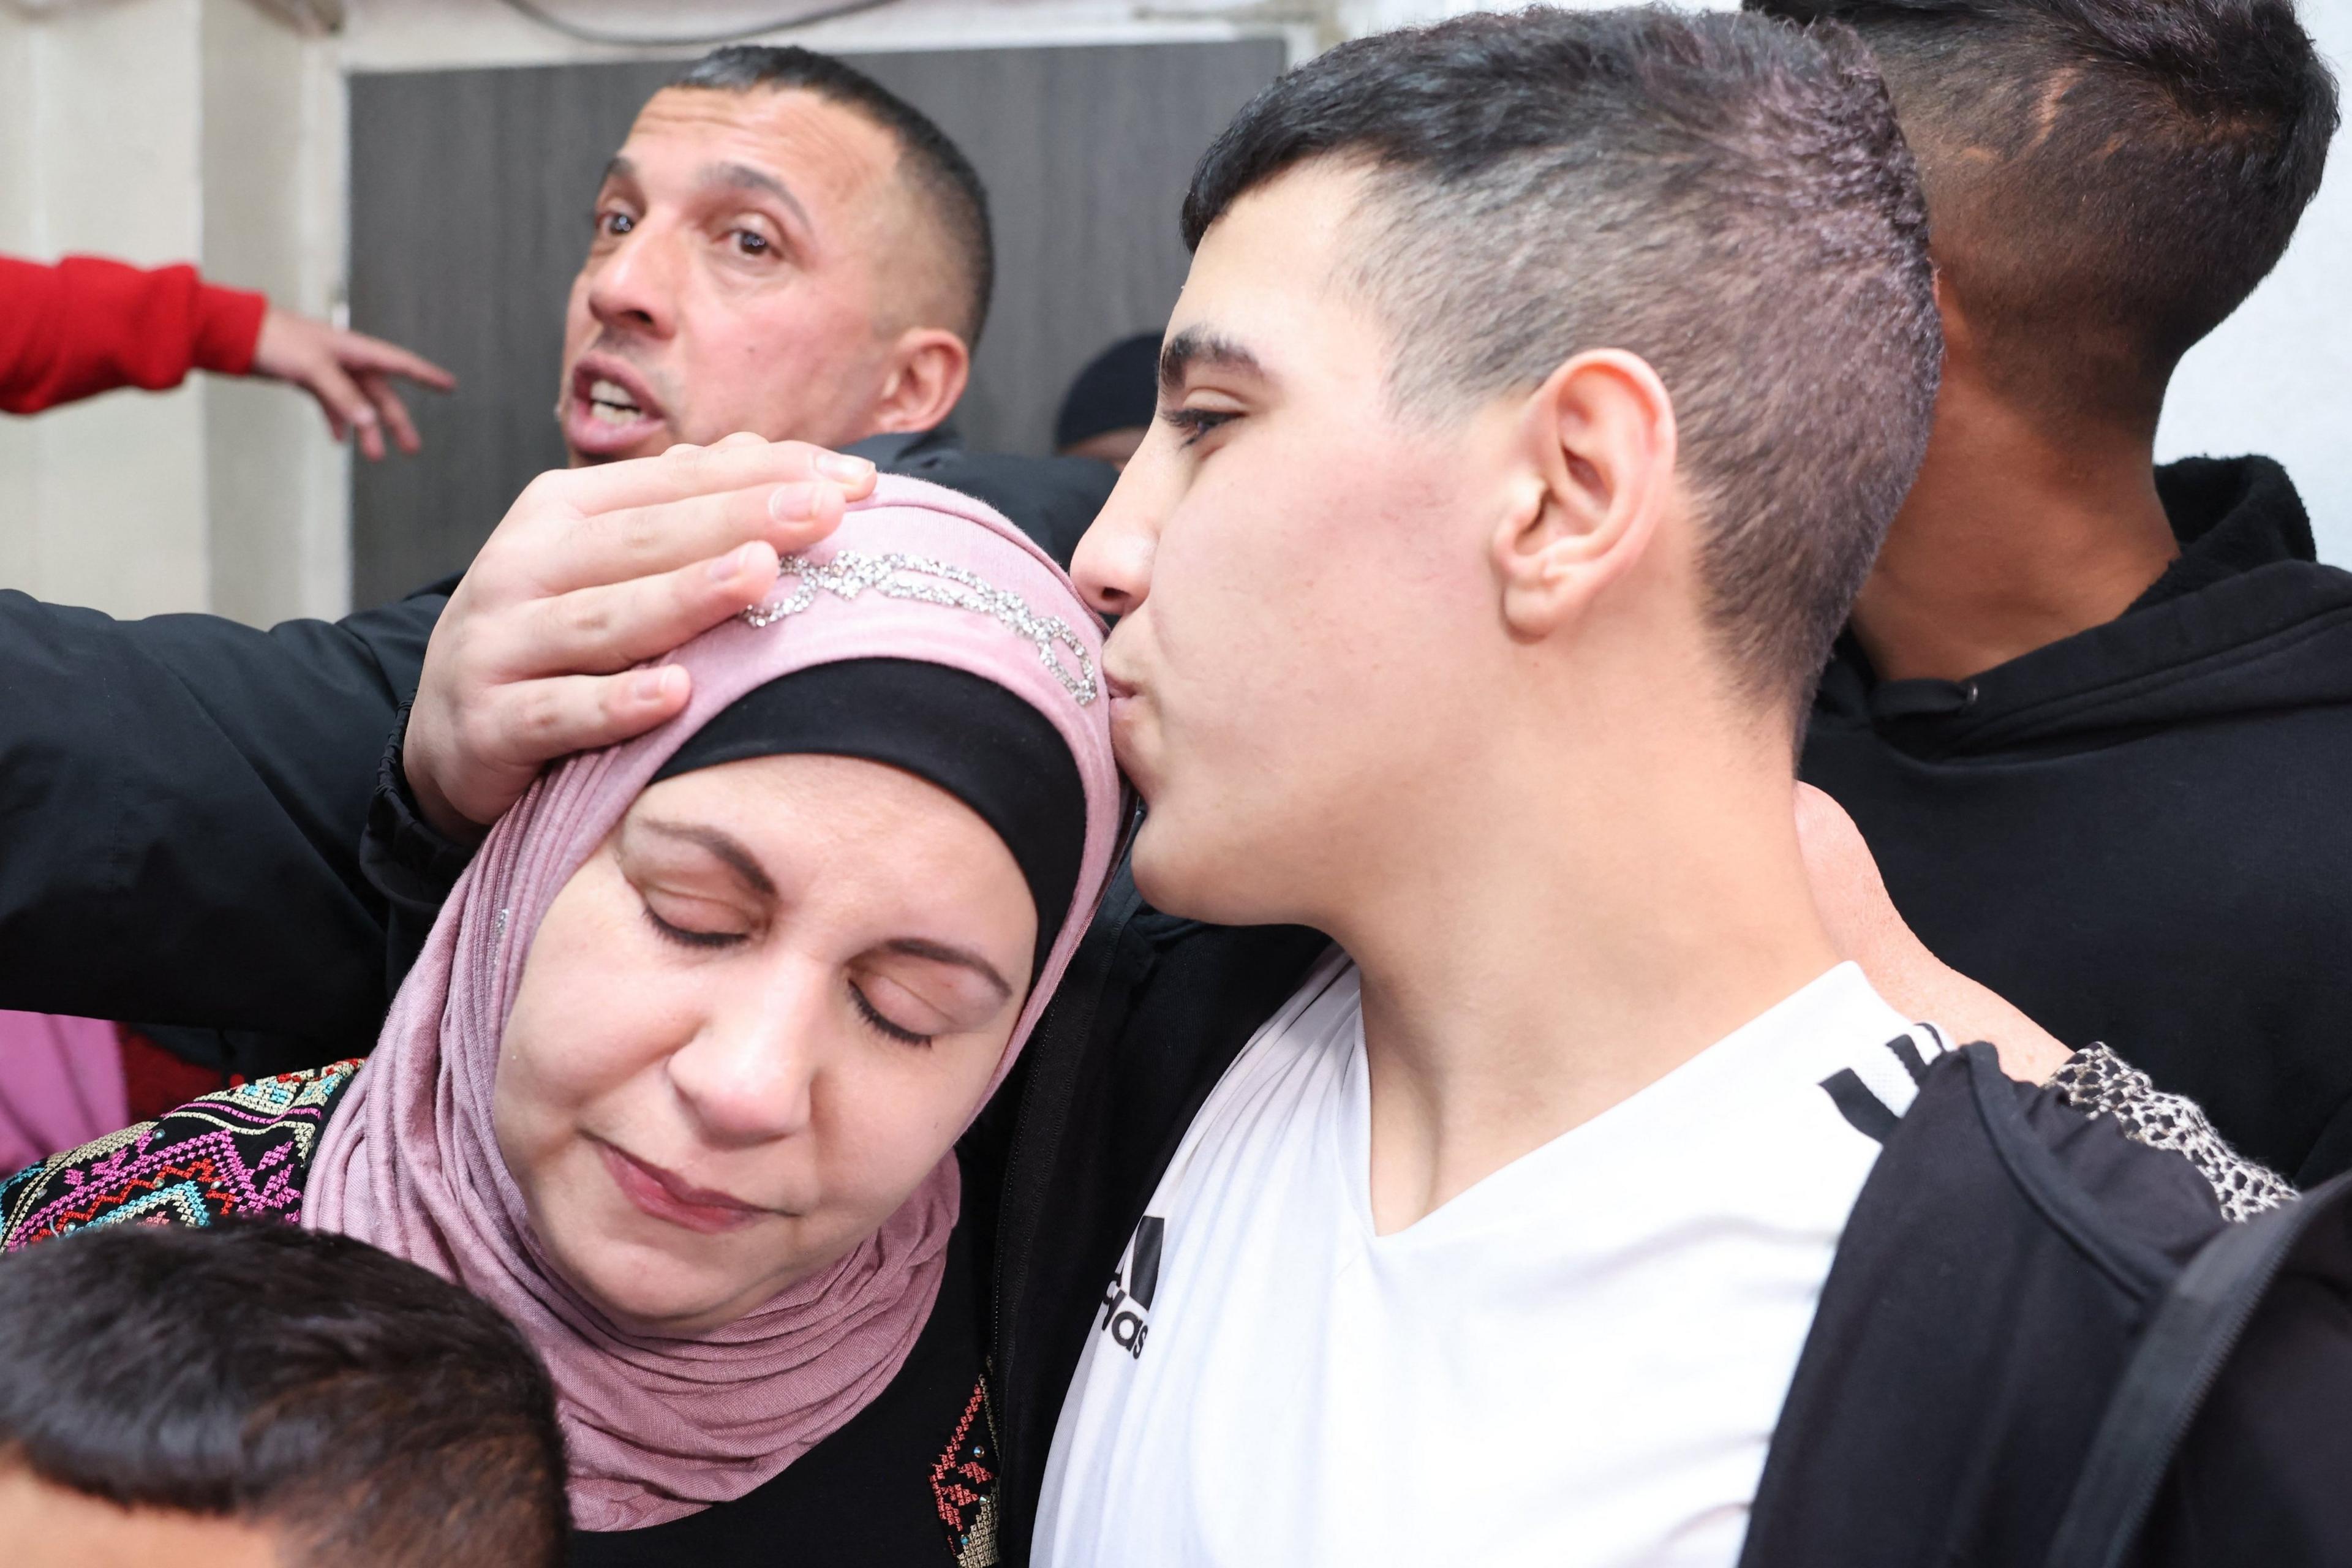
[1748,0,2339,425]
[0,1223,565,1566]
[673,44,996,347]
[1181,7,1942,717]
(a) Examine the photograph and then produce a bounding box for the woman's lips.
[597,1142,770,1235]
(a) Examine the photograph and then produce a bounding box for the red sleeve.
[0,254,268,415]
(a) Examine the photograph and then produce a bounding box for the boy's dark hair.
[0,1223,566,1567]
[674,45,995,347]
[1182,7,1941,717]
[1747,0,2338,426]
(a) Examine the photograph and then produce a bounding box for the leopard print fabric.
[2048,1044,2297,1223]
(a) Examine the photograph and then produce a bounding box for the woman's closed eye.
[639,892,753,951]
[848,982,935,1047]
[847,963,1005,1049]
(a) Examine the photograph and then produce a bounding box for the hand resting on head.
[403,434,876,840]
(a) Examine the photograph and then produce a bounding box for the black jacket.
[0,584,440,1055]
[978,884,2352,1567]
[1803,457,2352,1185]
[0,439,1114,1074]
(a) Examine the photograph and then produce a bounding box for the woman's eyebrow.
[627,824,1015,998]
[631,818,775,898]
[880,938,1013,1006]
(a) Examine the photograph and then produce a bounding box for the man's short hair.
[1748,0,2338,425]
[675,45,995,347]
[1181,8,1941,716]
[0,1223,565,1567]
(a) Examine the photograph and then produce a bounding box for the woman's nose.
[663,978,826,1147]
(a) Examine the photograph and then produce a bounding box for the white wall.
[0,0,213,620]
[2157,0,2352,563]
[0,0,348,625]
[202,0,352,627]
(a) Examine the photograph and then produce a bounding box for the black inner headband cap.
[650,658,1087,976]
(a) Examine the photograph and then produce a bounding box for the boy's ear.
[1490,349,1678,639]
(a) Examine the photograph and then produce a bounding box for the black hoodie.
[1803,456,2352,1184]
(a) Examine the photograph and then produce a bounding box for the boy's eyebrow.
[632,818,777,899]
[1159,326,1267,396]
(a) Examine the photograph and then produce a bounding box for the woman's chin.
[550,1219,863,1335]
[533,1223,766,1333]
[575,1262,763,1335]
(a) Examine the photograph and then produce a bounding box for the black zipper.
[988,858,1145,1511]
[2044,1168,2352,1568]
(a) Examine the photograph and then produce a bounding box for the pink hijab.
[304,477,1121,1531]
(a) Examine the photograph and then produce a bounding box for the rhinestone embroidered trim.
[741,551,1098,706]
[2049,1044,2297,1222]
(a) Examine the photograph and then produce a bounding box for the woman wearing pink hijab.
[0,476,1122,1565]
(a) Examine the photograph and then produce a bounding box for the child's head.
[0,1223,565,1567]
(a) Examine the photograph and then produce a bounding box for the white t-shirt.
[1035,953,1942,1568]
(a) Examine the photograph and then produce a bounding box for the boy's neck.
[1850,375,2178,685]
[1330,716,1842,1235]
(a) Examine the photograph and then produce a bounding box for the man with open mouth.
[551,51,1002,488]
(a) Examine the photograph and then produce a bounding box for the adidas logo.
[1096,1215,1165,1361]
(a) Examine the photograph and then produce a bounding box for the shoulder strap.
[2045,1169,2352,1568]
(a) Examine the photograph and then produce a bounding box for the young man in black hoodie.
[1747,0,2352,1183]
